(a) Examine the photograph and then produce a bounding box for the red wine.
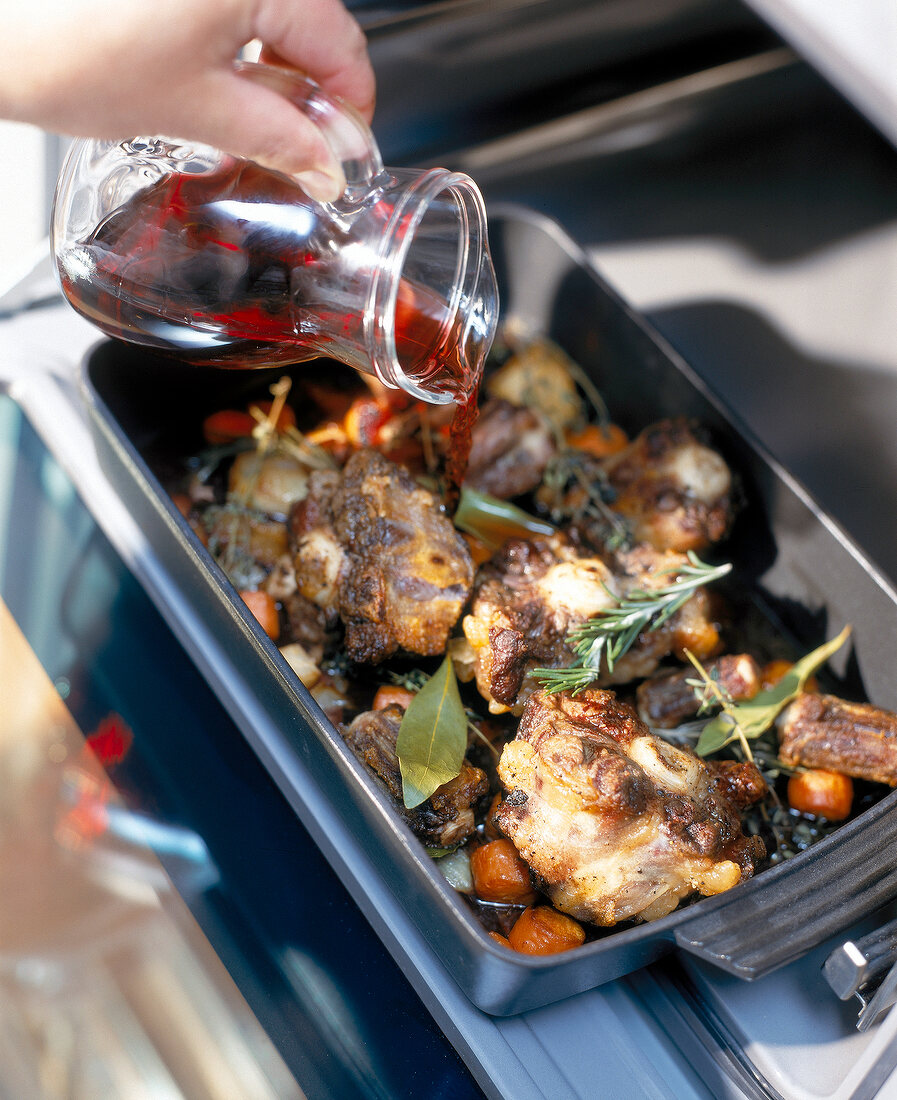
[444,382,481,514]
[59,160,480,401]
[59,160,485,494]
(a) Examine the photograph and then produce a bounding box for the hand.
[0,0,376,201]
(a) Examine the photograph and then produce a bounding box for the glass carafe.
[51,61,498,405]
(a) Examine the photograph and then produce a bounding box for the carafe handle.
[234,60,385,202]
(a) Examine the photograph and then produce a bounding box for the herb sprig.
[691,625,852,757]
[534,552,732,694]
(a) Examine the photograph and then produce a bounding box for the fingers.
[0,0,376,204]
[253,0,376,122]
[187,0,375,197]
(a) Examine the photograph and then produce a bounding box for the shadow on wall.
[650,299,897,584]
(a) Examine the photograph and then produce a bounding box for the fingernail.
[294,168,346,204]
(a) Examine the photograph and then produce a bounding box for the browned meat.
[343,704,489,847]
[464,397,556,499]
[290,468,342,541]
[708,758,770,809]
[280,591,337,657]
[260,553,337,659]
[495,689,766,925]
[289,450,474,663]
[637,654,762,729]
[203,505,290,589]
[461,535,610,713]
[607,542,723,667]
[601,419,733,552]
[777,693,897,785]
[228,450,311,518]
[289,467,344,627]
[460,534,721,714]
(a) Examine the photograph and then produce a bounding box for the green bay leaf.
[695,716,740,756]
[454,486,554,549]
[696,624,852,756]
[397,655,468,809]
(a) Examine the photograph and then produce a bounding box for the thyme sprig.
[692,624,852,758]
[682,648,755,763]
[534,552,732,694]
[247,377,336,471]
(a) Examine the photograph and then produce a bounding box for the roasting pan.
[79,204,897,1016]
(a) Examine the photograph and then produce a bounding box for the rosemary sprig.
[534,552,732,694]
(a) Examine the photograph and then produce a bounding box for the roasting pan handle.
[823,915,897,1031]
[824,918,897,1001]
[673,798,897,980]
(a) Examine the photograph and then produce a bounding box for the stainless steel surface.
[827,941,879,1002]
[0,508,302,1099]
[857,969,897,1035]
[826,919,897,1033]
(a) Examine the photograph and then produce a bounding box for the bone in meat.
[495,689,766,925]
[778,693,897,786]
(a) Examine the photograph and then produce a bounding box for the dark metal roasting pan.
[79,204,897,1016]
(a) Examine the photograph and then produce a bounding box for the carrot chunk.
[372,684,417,712]
[470,839,539,905]
[202,409,256,444]
[508,906,586,955]
[565,422,628,458]
[787,769,853,821]
[238,589,281,641]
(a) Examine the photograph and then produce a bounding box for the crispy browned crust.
[291,450,474,664]
[495,689,766,925]
[600,418,733,552]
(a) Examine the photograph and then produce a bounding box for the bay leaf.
[454,486,554,549]
[696,624,852,756]
[694,715,740,756]
[397,655,468,808]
